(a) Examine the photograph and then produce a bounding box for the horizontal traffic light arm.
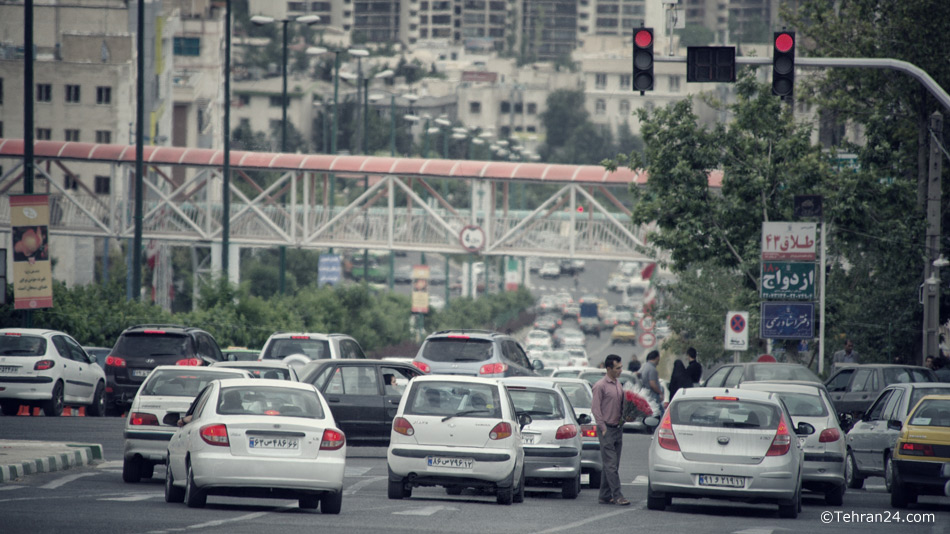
[654,55,950,112]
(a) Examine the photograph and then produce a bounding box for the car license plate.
[522,434,539,445]
[0,366,17,373]
[132,369,150,378]
[427,456,474,469]
[698,474,744,488]
[248,436,299,449]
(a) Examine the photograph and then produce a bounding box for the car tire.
[445,486,462,496]
[122,456,142,483]
[496,470,515,505]
[890,467,916,508]
[646,484,668,511]
[587,469,602,489]
[88,383,106,417]
[0,401,18,416]
[562,473,580,499]
[320,491,342,514]
[883,453,894,493]
[845,450,864,489]
[164,460,185,503]
[778,483,800,519]
[185,462,206,508]
[43,381,64,417]
[298,495,320,510]
[140,462,154,480]
[825,483,845,506]
[513,469,525,504]
[388,478,409,500]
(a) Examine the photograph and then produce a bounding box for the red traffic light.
[635,30,652,48]
[774,33,794,53]
[577,206,584,213]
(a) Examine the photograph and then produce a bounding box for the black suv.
[412,329,538,378]
[104,324,224,414]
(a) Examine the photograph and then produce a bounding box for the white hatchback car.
[123,366,251,483]
[387,375,528,505]
[165,378,346,512]
[645,387,814,518]
[211,360,299,381]
[0,328,107,417]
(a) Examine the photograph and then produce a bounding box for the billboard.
[760,261,815,300]
[761,222,817,260]
[11,195,52,310]
[760,302,814,340]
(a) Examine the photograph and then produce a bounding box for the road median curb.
[0,441,103,483]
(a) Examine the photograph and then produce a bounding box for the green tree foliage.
[540,90,590,150]
[676,24,715,47]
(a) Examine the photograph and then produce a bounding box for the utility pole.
[923,111,943,364]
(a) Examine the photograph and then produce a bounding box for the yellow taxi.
[890,394,950,507]
[610,324,637,344]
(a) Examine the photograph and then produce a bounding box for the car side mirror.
[162,413,181,426]
[517,412,532,429]
[887,419,902,431]
[643,416,660,429]
[532,359,544,371]
[576,413,591,425]
[795,422,816,436]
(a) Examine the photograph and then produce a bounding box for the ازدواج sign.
[761,222,816,261]
[760,302,814,340]
[760,261,815,300]
[11,194,53,310]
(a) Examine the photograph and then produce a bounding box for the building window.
[526,126,536,133]
[269,96,286,107]
[595,73,607,90]
[239,118,250,128]
[96,86,112,104]
[65,129,80,142]
[469,101,481,114]
[66,84,81,103]
[620,100,630,115]
[500,101,510,113]
[238,94,250,106]
[527,103,537,114]
[173,37,201,56]
[620,75,631,91]
[595,99,606,115]
[670,76,681,92]
[95,130,112,144]
[64,175,80,190]
[36,128,52,140]
[37,83,52,102]
[514,102,523,113]
[94,176,111,195]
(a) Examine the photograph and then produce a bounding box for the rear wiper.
[442,409,489,422]
[721,421,759,428]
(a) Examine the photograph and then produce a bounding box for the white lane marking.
[343,475,386,495]
[136,504,295,533]
[40,472,99,489]
[393,504,460,516]
[344,466,372,477]
[0,486,25,491]
[631,475,648,485]
[530,506,634,534]
[99,493,160,501]
[97,461,123,469]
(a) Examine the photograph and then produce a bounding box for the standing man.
[641,350,663,412]
[591,354,630,506]
[833,339,861,364]
[686,347,702,386]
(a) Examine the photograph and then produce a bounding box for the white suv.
[258,333,367,369]
[0,328,107,416]
[387,375,529,505]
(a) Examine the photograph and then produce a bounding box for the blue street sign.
[317,254,342,286]
[760,302,814,340]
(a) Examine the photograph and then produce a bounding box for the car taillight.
[555,424,578,440]
[900,442,935,456]
[581,424,597,438]
[657,410,680,451]
[176,358,202,366]
[291,335,310,340]
[489,422,512,440]
[199,424,229,446]
[130,412,159,426]
[447,335,470,339]
[105,355,126,367]
[766,420,792,456]
[393,417,415,436]
[143,330,166,334]
[412,361,430,373]
[33,360,54,371]
[479,363,508,375]
[819,428,841,443]
[320,429,346,450]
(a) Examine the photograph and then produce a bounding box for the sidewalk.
[0,441,103,483]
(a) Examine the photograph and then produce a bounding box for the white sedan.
[165,378,346,512]
[539,262,561,278]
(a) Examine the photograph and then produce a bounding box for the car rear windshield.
[748,364,820,383]
[142,370,244,397]
[670,399,781,429]
[558,383,592,409]
[420,338,493,363]
[909,398,950,427]
[774,392,827,417]
[910,387,950,411]
[404,381,502,418]
[114,333,191,358]
[0,334,47,356]
[262,338,330,361]
[231,366,294,380]
[217,386,324,419]
[508,388,564,420]
[884,367,935,385]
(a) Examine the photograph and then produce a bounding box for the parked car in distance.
[845,382,950,490]
[211,360,299,381]
[258,332,367,369]
[164,378,346,512]
[387,375,529,505]
[739,381,847,505]
[123,366,251,483]
[825,364,937,419]
[702,362,821,388]
[0,329,107,417]
[412,330,537,378]
[644,387,815,518]
[298,359,423,442]
[105,324,225,415]
[889,394,950,507]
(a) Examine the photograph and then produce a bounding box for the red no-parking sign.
[724,311,749,351]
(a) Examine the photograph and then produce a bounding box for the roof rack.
[432,329,498,336]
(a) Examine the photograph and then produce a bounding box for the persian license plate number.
[132,369,150,378]
[248,436,299,449]
[0,366,17,373]
[427,456,474,469]
[698,474,744,488]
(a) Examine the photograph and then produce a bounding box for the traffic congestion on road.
[0,259,945,533]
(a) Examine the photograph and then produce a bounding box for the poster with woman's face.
[13,226,49,263]
[11,195,53,309]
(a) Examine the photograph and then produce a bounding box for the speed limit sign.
[459,225,486,252]
[640,315,655,332]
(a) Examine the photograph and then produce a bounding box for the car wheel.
[496,469,515,505]
[445,486,462,496]
[562,473,580,499]
[513,468,525,504]
[388,478,409,500]
[587,469,602,489]
[140,462,154,479]
[883,453,894,493]
[88,383,106,417]
[43,381,64,417]
[646,483,668,511]
[122,456,142,483]
[185,462,206,508]
[320,491,342,514]
[890,466,916,508]
[778,483,800,519]
[846,450,864,489]
[0,401,19,416]
[164,459,185,503]
[298,495,320,510]
[825,483,845,506]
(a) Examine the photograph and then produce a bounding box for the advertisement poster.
[760,261,816,300]
[761,222,817,261]
[11,194,53,309]
[411,265,430,314]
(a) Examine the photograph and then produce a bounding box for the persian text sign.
[11,195,53,309]
[725,311,749,351]
[761,261,815,300]
[317,254,342,286]
[411,265,430,314]
[760,302,814,340]
[761,222,817,260]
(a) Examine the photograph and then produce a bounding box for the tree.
[676,24,715,47]
[540,90,590,151]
